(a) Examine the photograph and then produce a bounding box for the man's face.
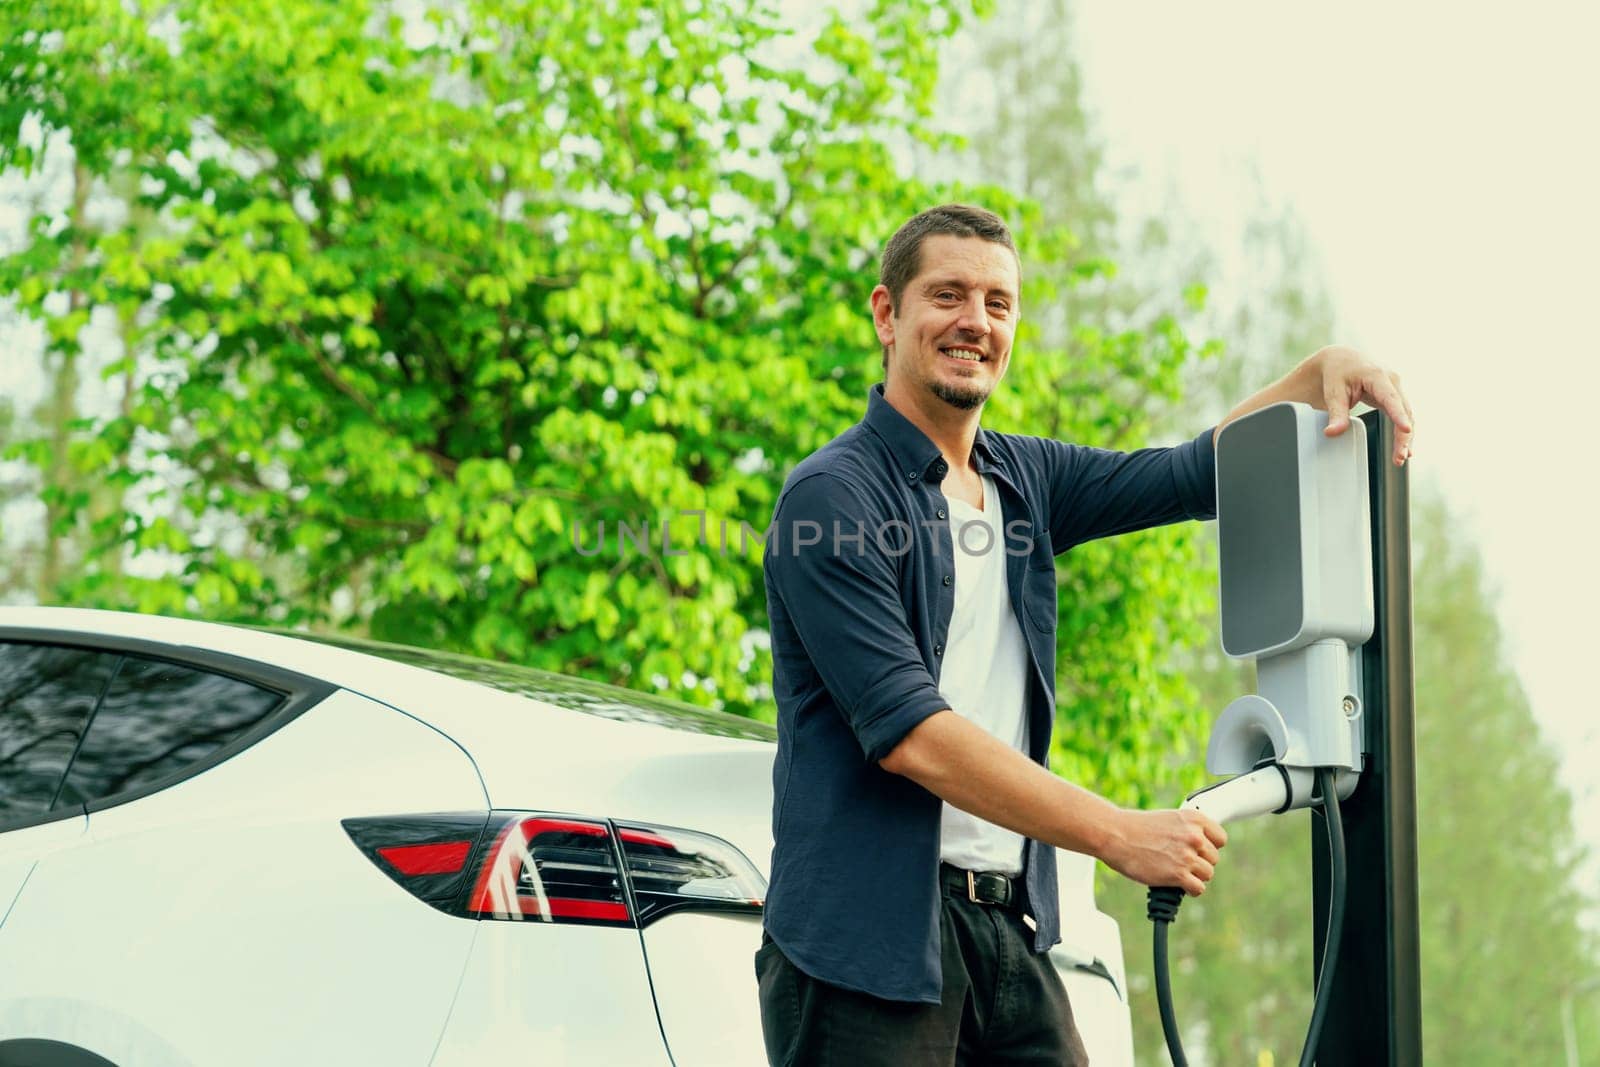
[872,234,1020,412]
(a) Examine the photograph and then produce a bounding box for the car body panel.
[0,688,487,1066]
[428,922,671,1067]
[639,911,765,1066]
[1060,959,1136,1065]
[1050,851,1135,1062]
[0,813,85,931]
[1055,847,1130,998]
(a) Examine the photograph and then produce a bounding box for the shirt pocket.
[1023,562,1059,633]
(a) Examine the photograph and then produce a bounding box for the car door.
[0,642,116,922]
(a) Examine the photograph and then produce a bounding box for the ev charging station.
[1150,404,1421,1066]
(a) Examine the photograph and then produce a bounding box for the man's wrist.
[1083,801,1129,867]
[1295,348,1328,389]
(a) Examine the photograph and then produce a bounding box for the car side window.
[0,643,120,824]
[56,654,285,807]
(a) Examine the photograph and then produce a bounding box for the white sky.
[1068,0,1600,862]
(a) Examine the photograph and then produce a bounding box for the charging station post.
[1162,403,1422,1066]
[1309,409,1422,1064]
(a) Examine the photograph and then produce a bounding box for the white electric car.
[0,607,1133,1066]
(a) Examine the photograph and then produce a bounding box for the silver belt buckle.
[966,869,980,904]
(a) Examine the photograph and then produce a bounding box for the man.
[757,204,1413,1065]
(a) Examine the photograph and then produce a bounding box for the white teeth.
[943,349,982,361]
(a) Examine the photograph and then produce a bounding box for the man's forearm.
[879,709,1123,859]
[880,709,1226,894]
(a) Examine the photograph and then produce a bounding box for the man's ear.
[869,284,896,351]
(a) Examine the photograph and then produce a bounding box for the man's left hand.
[1312,345,1415,466]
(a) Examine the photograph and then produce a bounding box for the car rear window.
[0,643,119,822]
[56,654,286,806]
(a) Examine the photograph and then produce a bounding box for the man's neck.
[882,378,982,477]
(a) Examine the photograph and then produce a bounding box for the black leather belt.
[940,862,1022,910]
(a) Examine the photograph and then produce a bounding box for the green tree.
[1409,490,1599,1065]
[1,0,1211,796]
[1,0,994,713]
[0,110,167,602]
[0,387,23,599]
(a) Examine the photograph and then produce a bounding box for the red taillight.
[378,841,472,876]
[344,812,765,928]
[464,816,631,925]
[618,827,677,850]
[342,813,491,907]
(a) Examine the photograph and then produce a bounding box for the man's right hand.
[1100,808,1228,897]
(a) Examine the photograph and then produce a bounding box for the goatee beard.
[931,380,987,411]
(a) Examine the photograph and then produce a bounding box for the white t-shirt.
[937,473,1031,876]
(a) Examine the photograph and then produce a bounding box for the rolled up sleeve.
[764,472,948,764]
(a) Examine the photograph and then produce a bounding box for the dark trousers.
[755,892,1089,1066]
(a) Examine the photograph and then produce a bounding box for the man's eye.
[936,291,959,301]
[988,302,1010,314]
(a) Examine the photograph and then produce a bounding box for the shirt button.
[936,508,947,519]
[908,471,919,482]
[942,575,952,587]
[933,461,947,477]
[934,644,944,656]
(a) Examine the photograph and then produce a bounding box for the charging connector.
[1150,766,1349,1067]
[1183,762,1307,822]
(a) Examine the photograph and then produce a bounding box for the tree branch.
[288,322,460,477]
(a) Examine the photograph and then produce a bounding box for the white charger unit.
[1210,402,1373,774]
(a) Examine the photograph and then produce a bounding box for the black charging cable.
[1297,767,1348,1067]
[1145,882,1188,1066]
[1147,767,1348,1067]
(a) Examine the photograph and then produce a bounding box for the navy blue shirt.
[762,384,1218,1004]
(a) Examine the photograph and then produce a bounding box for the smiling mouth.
[940,347,986,363]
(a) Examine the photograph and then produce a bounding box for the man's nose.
[955,295,991,336]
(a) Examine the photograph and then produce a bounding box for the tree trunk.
[37,161,91,601]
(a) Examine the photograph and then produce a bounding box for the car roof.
[0,607,775,744]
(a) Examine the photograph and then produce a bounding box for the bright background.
[2,2,1595,1059]
[1067,0,1600,872]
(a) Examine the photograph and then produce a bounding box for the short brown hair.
[877,204,1019,371]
